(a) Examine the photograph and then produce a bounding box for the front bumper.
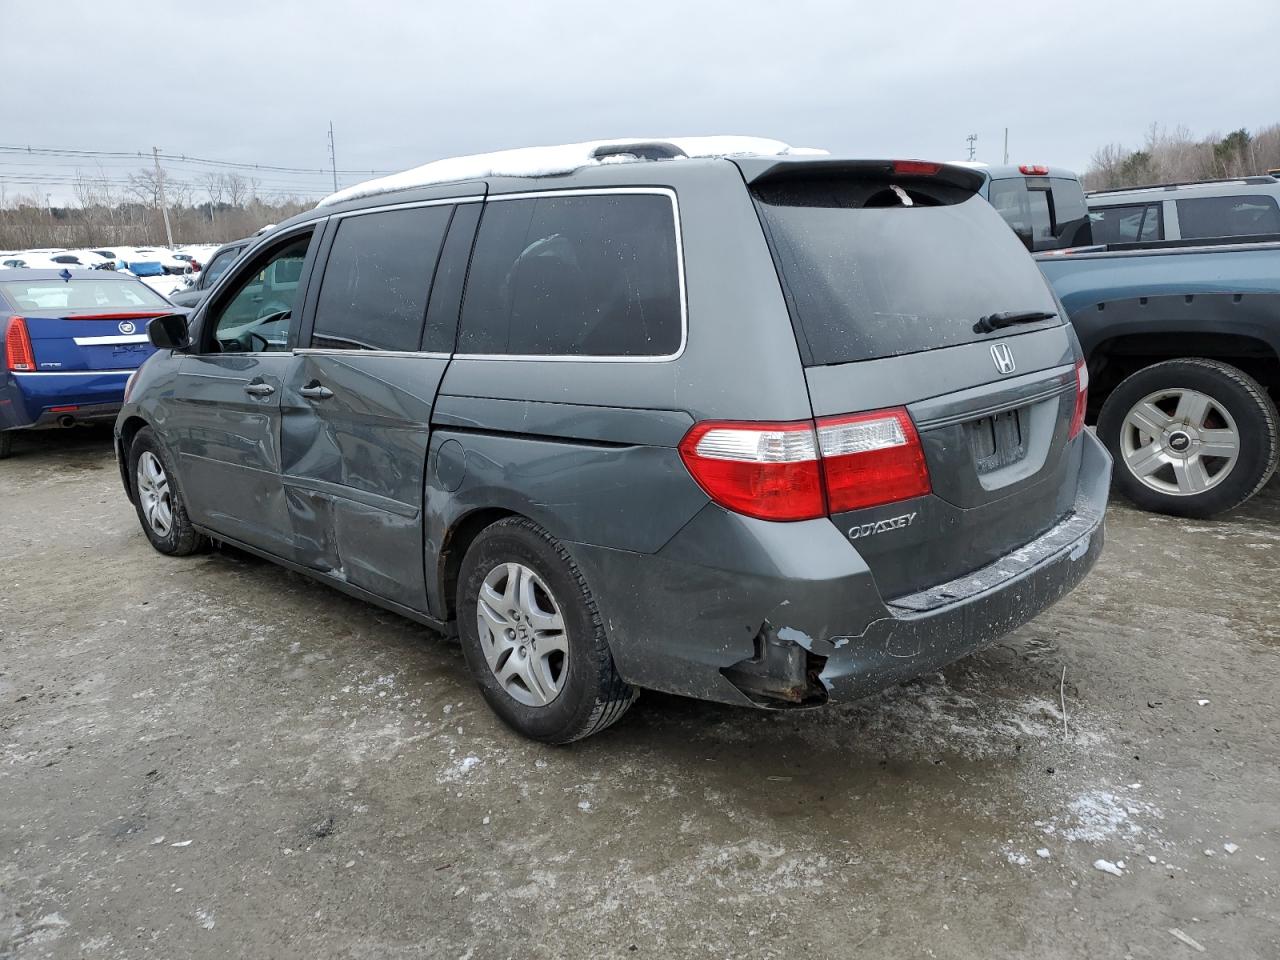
[569,430,1112,708]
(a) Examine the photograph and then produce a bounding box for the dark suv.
[115,139,1110,743]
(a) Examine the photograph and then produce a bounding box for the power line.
[0,143,397,177]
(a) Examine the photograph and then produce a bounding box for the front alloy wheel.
[136,450,175,538]
[128,426,206,555]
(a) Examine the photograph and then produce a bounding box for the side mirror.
[147,313,191,351]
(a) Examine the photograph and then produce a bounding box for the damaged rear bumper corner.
[568,431,1111,710]
[805,508,1104,702]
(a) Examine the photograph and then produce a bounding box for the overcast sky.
[6,0,1279,204]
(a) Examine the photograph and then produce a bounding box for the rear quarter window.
[457,192,682,357]
[1176,194,1280,240]
[754,177,1061,365]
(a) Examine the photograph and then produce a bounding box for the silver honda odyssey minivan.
[116,137,1111,742]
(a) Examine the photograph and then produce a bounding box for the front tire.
[1098,358,1278,518]
[128,427,206,555]
[457,517,636,743]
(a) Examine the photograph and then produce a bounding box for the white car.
[48,251,113,270]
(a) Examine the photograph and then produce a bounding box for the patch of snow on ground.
[1043,789,1162,844]
[438,754,482,783]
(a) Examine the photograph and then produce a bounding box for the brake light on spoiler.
[678,407,931,522]
[1019,164,1050,176]
[5,316,35,371]
[892,160,942,177]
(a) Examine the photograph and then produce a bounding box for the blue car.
[0,269,176,458]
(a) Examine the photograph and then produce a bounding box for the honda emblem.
[990,342,1016,375]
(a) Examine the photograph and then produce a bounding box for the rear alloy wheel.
[457,517,636,743]
[128,427,206,555]
[1099,359,1278,518]
[476,562,570,707]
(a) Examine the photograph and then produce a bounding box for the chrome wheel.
[1120,388,1240,496]
[476,562,569,707]
[136,451,174,537]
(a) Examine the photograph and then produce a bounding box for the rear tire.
[457,517,636,743]
[0,431,11,460]
[128,427,206,555]
[1097,358,1278,518]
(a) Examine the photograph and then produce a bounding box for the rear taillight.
[1069,359,1089,439]
[678,421,824,521]
[678,407,931,522]
[4,316,35,372]
[1019,164,1050,176]
[817,408,932,512]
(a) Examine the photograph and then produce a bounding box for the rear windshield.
[987,176,1092,250]
[754,179,1061,365]
[1,279,169,312]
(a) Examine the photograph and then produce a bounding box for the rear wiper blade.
[974,310,1058,333]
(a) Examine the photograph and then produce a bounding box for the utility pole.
[1003,128,1009,165]
[152,146,174,247]
[966,133,978,162]
[328,122,338,192]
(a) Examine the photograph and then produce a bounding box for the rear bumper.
[569,430,1112,708]
[0,371,132,430]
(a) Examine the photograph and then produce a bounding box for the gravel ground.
[2,426,1278,959]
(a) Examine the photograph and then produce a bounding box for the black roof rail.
[591,141,688,162]
[1089,174,1278,196]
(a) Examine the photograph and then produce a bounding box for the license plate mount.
[970,408,1027,474]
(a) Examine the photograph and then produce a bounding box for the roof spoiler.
[735,157,987,194]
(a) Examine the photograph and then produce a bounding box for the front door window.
[204,235,310,353]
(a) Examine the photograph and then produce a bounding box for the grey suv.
[1088,175,1280,244]
[115,140,1111,743]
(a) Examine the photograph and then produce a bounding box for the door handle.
[244,382,275,397]
[299,383,334,401]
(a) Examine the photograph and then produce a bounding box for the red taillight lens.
[817,408,931,512]
[893,160,942,177]
[678,420,824,521]
[1069,359,1089,439]
[5,316,35,372]
[678,407,932,521]
[1019,164,1050,176]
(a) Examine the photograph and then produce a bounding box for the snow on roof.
[317,136,827,207]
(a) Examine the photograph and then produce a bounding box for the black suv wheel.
[457,517,636,743]
[1098,358,1278,518]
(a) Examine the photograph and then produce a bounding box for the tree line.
[1084,122,1280,190]
[0,167,316,251]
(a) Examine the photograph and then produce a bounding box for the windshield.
[1,278,169,311]
[754,180,1061,365]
